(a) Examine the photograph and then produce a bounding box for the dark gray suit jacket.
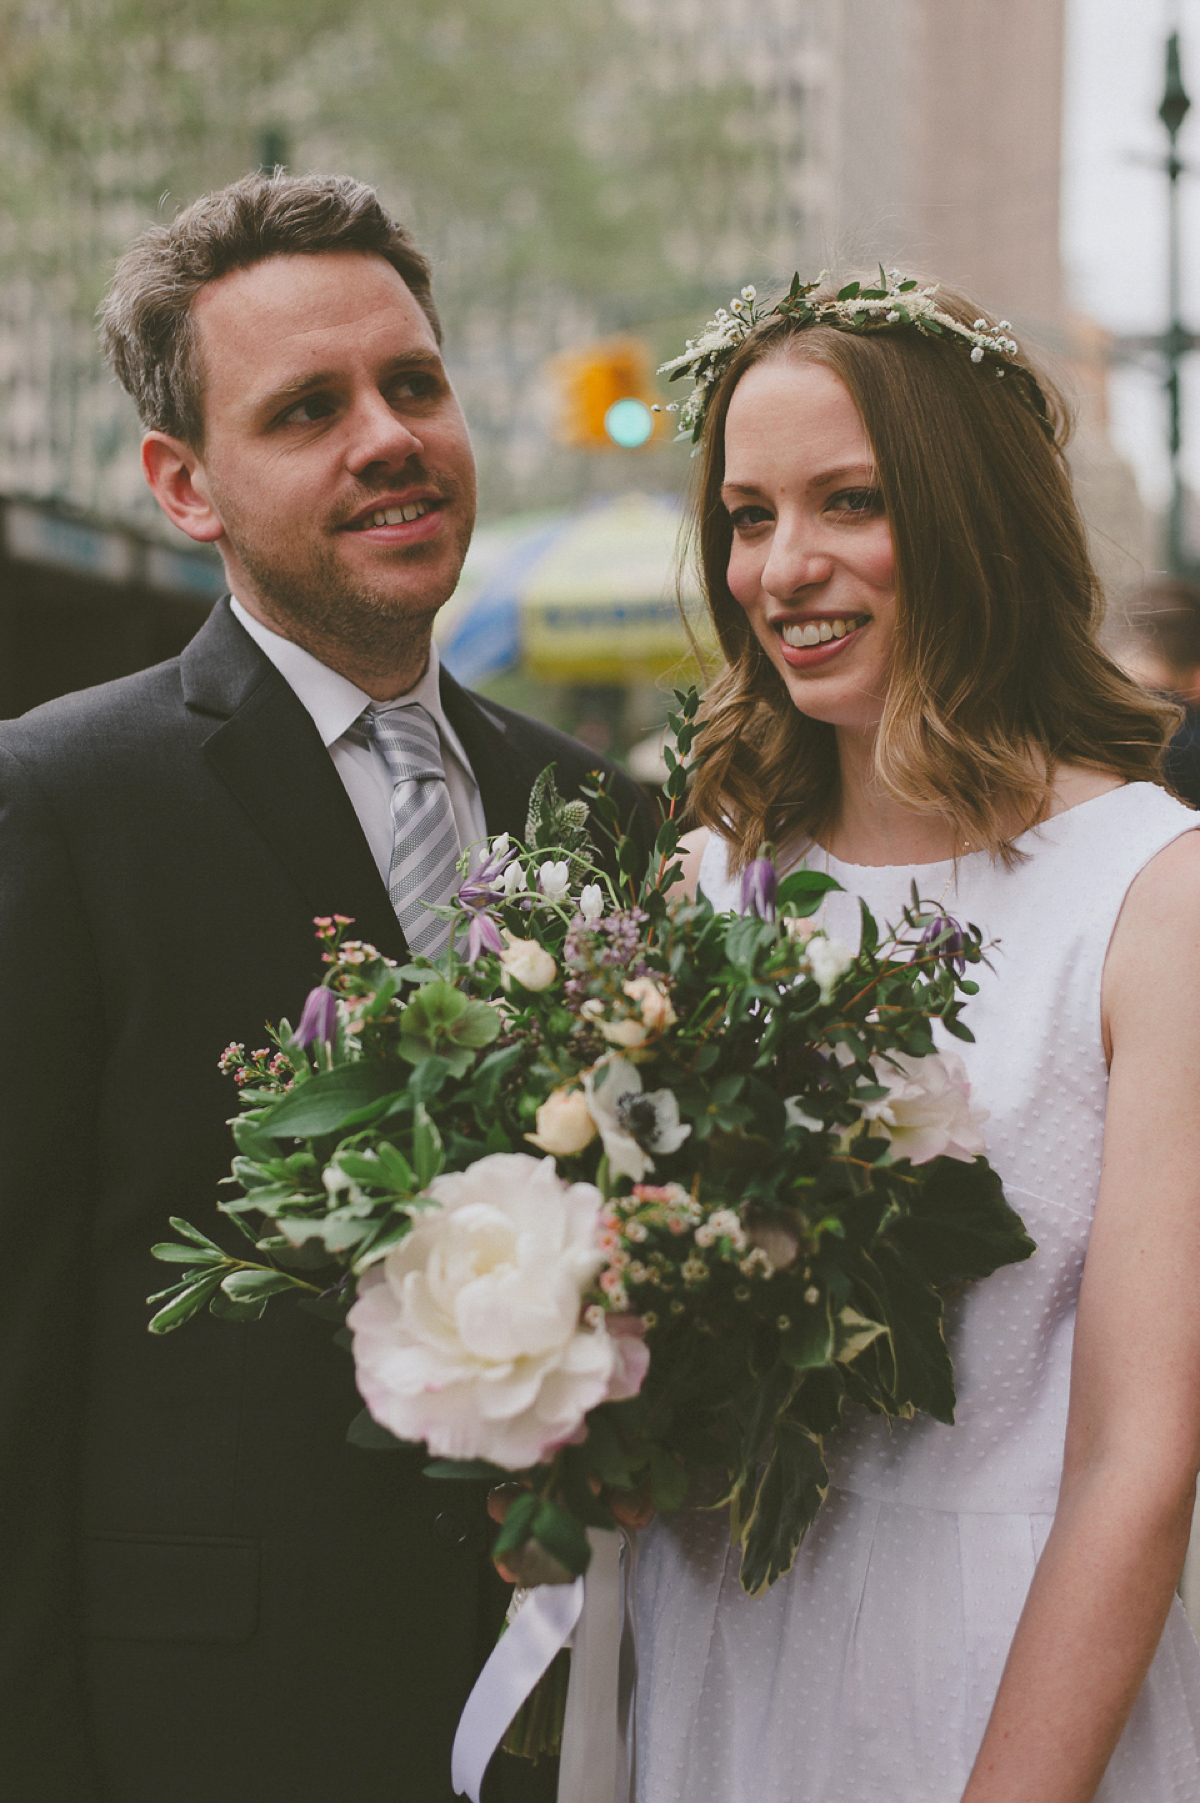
[0,599,653,1802]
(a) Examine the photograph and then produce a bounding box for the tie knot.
[356,703,446,784]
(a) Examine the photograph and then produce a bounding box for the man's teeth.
[781,617,862,648]
[366,501,431,527]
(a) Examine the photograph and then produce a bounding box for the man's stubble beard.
[217,482,474,687]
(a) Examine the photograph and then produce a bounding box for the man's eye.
[281,395,334,425]
[829,487,884,516]
[390,372,438,402]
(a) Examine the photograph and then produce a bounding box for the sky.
[1063,0,1200,507]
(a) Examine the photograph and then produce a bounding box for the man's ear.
[142,432,225,544]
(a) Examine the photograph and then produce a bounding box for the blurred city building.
[0,0,1158,719]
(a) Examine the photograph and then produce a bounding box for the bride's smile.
[722,356,896,732]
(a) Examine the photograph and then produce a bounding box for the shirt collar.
[229,596,466,765]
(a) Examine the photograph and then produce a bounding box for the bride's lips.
[340,492,447,549]
[774,616,868,670]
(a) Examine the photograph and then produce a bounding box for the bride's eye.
[828,487,884,517]
[727,504,772,531]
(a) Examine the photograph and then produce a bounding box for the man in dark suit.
[0,173,653,1801]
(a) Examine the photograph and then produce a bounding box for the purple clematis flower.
[295,985,338,1048]
[458,838,518,911]
[741,856,778,922]
[467,909,506,964]
[920,913,967,975]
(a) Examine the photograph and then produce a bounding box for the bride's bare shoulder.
[671,828,710,899]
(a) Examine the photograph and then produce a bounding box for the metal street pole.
[1161,31,1191,573]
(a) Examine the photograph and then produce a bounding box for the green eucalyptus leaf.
[220,1267,299,1302]
[208,1289,268,1322]
[147,1271,223,1334]
[492,1490,540,1561]
[412,1104,445,1189]
[346,1406,408,1451]
[424,1458,511,1481]
[150,1243,223,1266]
[529,1498,593,1578]
[258,1063,401,1139]
[737,1419,828,1596]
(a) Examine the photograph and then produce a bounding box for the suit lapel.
[181,601,407,960]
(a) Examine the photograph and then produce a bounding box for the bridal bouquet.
[149,688,1032,1614]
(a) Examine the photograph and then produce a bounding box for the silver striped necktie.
[354,703,461,960]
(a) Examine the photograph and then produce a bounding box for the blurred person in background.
[0,172,651,1803]
[1117,576,1200,810]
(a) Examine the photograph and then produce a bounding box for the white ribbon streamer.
[557,1528,624,1803]
[451,1527,628,1803]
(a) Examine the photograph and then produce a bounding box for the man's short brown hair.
[101,171,441,448]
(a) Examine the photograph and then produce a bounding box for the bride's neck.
[822,725,965,867]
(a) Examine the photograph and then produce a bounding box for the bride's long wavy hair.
[684,281,1178,869]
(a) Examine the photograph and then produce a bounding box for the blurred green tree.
[0,0,773,512]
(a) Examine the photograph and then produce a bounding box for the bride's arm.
[671,827,709,899]
[963,829,1200,1802]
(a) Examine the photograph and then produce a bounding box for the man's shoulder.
[0,659,188,768]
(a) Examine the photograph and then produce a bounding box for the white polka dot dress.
[631,785,1200,1802]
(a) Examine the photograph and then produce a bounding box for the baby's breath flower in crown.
[655,266,1023,448]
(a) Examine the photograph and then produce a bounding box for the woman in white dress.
[631,280,1200,1801]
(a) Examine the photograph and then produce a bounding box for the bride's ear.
[141,432,225,546]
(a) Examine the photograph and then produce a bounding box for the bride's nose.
[761,519,834,600]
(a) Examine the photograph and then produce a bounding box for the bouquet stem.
[501,1646,570,1762]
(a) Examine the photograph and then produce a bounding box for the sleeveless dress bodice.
[631,785,1200,1802]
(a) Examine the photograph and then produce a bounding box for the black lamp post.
[1161,32,1192,572]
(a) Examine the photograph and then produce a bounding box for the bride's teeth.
[781,617,860,647]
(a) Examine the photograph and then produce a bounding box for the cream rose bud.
[581,998,648,1048]
[783,915,818,944]
[499,930,558,992]
[860,1048,988,1164]
[579,884,605,923]
[806,934,854,1002]
[527,1088,598,1156]
[538,860,571,901]
[600,1018,649,1048]
[623,976,676,1033]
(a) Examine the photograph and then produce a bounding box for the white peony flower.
[806,934,854,1002]
[579,884,605,923]
[538,860,571,901]
[527,1088,598,1157]
[348,1154,641,1468]
[499,930,558,992]
[582,1055,691,1182]
[859,1048,988,1165]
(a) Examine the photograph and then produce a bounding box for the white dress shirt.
[229,598,488,885]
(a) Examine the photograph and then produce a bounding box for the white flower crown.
[656,267,1024,446]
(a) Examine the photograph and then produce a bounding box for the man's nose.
[345,389,425,474]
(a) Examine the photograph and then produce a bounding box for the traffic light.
[550,338,663,449]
